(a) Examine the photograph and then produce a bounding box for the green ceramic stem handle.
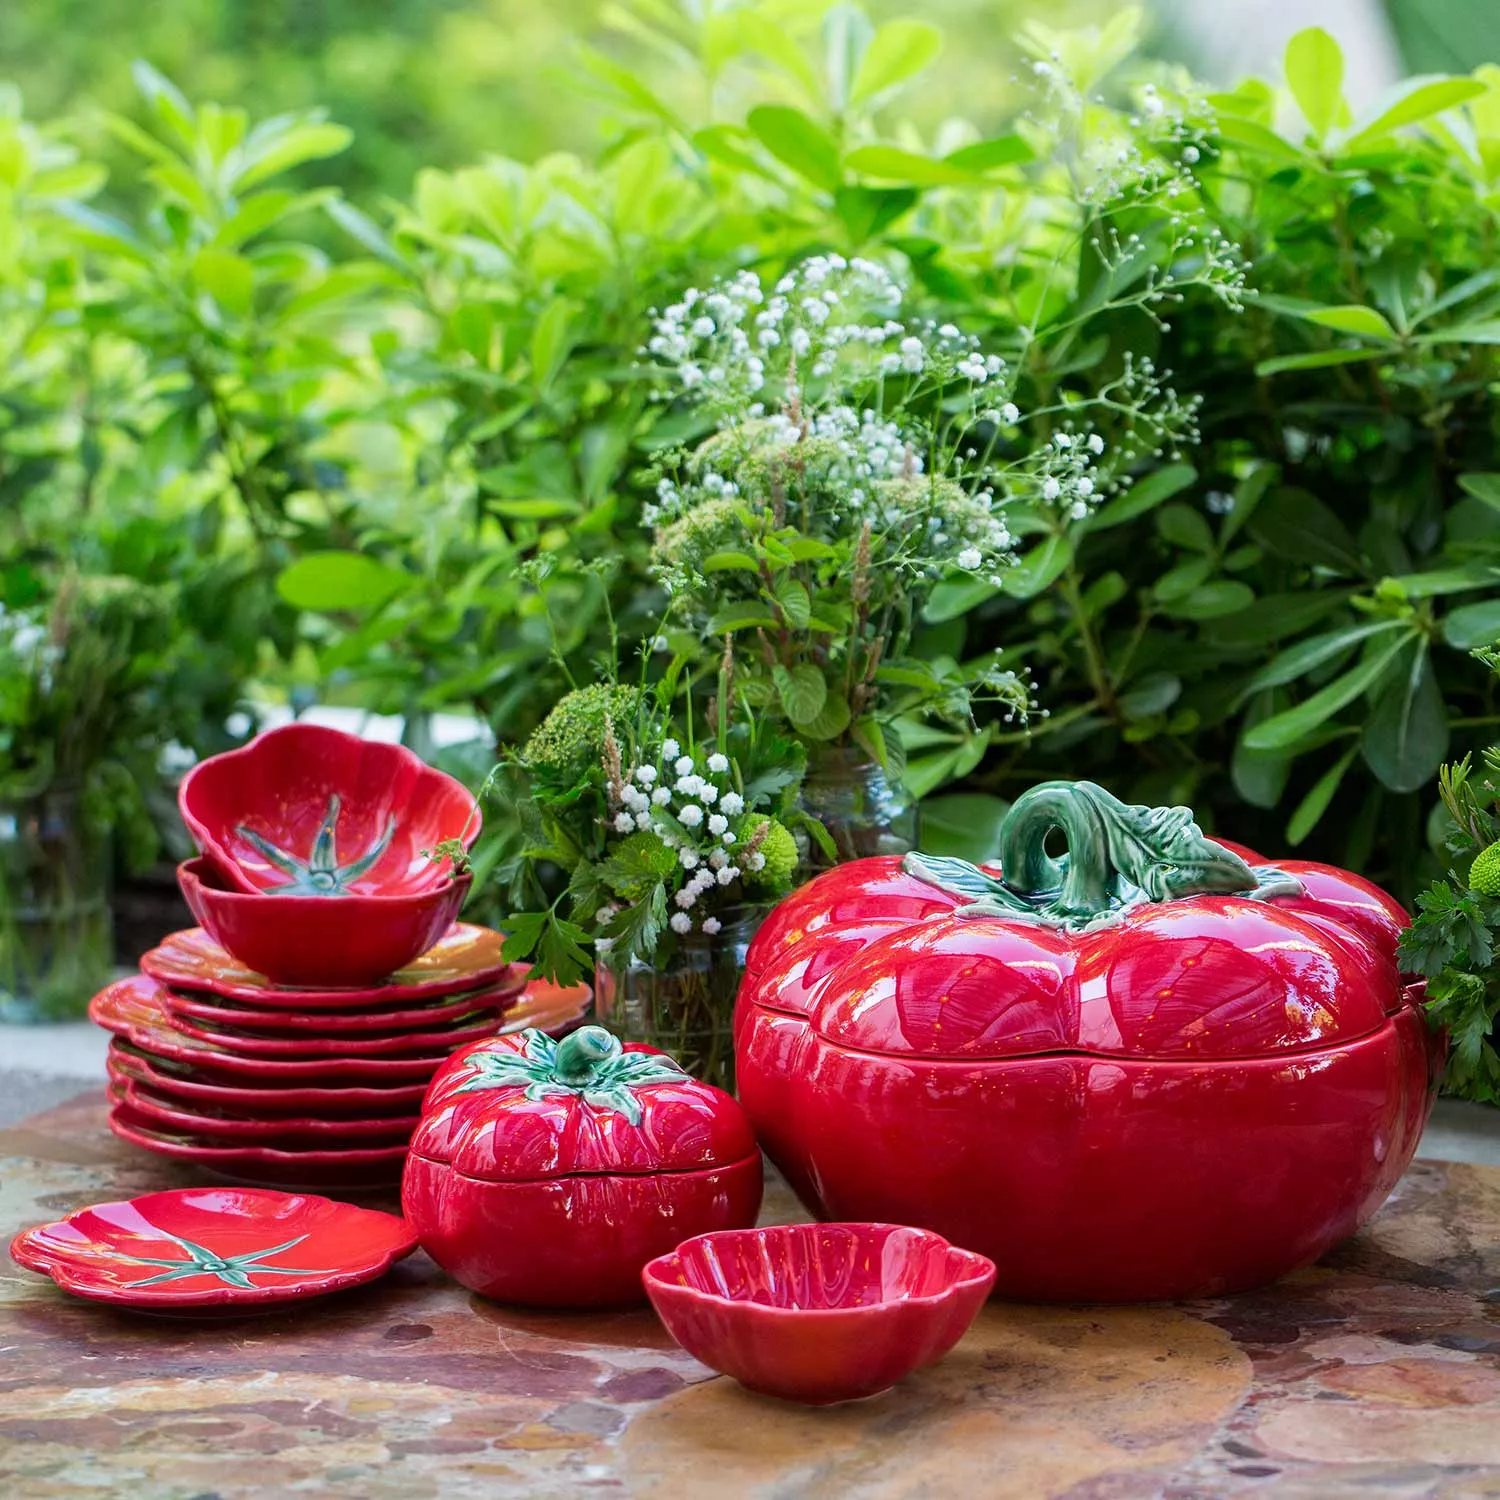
[552,1025,620,1087]
[904,780,1303,931]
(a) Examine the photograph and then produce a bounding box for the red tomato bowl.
[178,857,471,988]
[642,1223,995,1406]
[178,722,478,898]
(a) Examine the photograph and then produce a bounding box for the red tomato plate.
[10,1186,417,1310]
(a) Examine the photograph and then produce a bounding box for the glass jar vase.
[798,743,919,868]
[593,906,765,1094]
[0,787,114,1023]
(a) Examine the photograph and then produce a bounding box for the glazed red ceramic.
[735,779,1441,1302]
[151,1004,514,1060]
[10,1187,417,1310]
[106,1074,419,1143]
[160,980,524,1036]
[643,1224,995,1405]
[141,924,515,1009]
[179,722,479,898]
[107,1041,434,1115]
[403,1025,763,1307]
[91,976,463,1083]
[107,1107,411,1188]
[179,857,472,987]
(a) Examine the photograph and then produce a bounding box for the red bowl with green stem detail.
[179,857,472,988]
[178,722,479,898]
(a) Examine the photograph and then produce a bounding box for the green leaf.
[1089,464,1196,531]
[923,576,998,622]
[235,121,352,191]
[1241,619,1405,695]
[1233,691,1295,808]
[1156,503,1214,553]
[707,602,780,634]
[702,551,760,574]
[191,247,255,317]
[1286,747,1359,846]
[849,19,943,103]
[774,578,812,629]
[1214,114,1307,164]
[489,498,582,520]
[919,793,1009,862]
[942,135,1033,171]
[1458,474,1500,514]
[1247,487,1362,572]
[1118,672,1182,721]
[800,690,852,741]
[773,664,828,726]
[1000,535,1073,598]
[833,185,917,242]
[844,145,973,186]
[1444,599,1500,650]
[1162,581,1256,620]
[1299,305,1398,340]
[1341,75,1487,154]
[276,552,413,613]
[1242,635,1409,751]
[1256,348,1383,376]
[746,106,841,192]
[1285,27,1344,140]
[324,199,409,273]
[1361,640,1450,793]
[530,298,575,394]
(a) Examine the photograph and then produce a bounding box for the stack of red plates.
[90,924,590,1189]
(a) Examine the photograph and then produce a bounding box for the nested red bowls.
[735,779,1441,1303]
[643,1224,995,1405]
[178,722,478,898]
[179,857,471,987]
[403,1025,763,1307]
[10,1187,417,1311]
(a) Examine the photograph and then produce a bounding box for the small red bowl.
[179,857,471,988]
[179,722,479,897]
[642,1223,995,1405]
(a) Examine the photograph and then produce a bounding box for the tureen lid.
[408,1025,757,1182]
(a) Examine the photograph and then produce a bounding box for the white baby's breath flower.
[680,848,700,870]
[722,831,736,845]
[674,887,697,910]
[635,811,653,830]
[662,738,680,759]
[680,804,704,828]
[719,792,744,816]
[651,787,672,806]
[956,547,983,571]
[708,813,728,836]
[674,755,694,775]
[669,912,692,935]
[716,866,736,886]
[612,812,635,834]
[700,916,722,936]
[699,784,718,805]
[708,849,729,870]
[747,852,766,871]
[635,765,658,785]
[706,752,730,774]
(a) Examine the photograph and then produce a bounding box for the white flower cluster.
[0,603,59,693]
[603,738,764,937]
[646,255,1011,416]
[1029,429,1107,522]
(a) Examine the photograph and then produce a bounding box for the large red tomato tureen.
[734,780,1439,1301]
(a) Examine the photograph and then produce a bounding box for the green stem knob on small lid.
[552,1025,621,1086]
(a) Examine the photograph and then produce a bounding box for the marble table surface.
[6,1090,1500,1498]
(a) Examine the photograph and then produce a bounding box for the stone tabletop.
[5,1091,1500,1498]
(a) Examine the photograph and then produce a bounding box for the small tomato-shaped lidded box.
[736,779,1441,1303]
[403,1025,763,1307]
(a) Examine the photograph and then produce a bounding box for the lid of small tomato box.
[407,1025,757,1182]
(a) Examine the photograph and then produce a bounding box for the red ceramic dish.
[107,1107,411,1188]
[10,1187,417,1310]
[179,857,472,988]
[178,722,479,898]
[106,1073,419,1143]
[642,1224,995,1406]
[108,1041,434,1114]
[735,780,1440,1303]
[404,1026,762,1307]
[160,980,524,1035]
[153,1004,514,1060]
[140,924,515,1009]
[92,976,461,1083]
